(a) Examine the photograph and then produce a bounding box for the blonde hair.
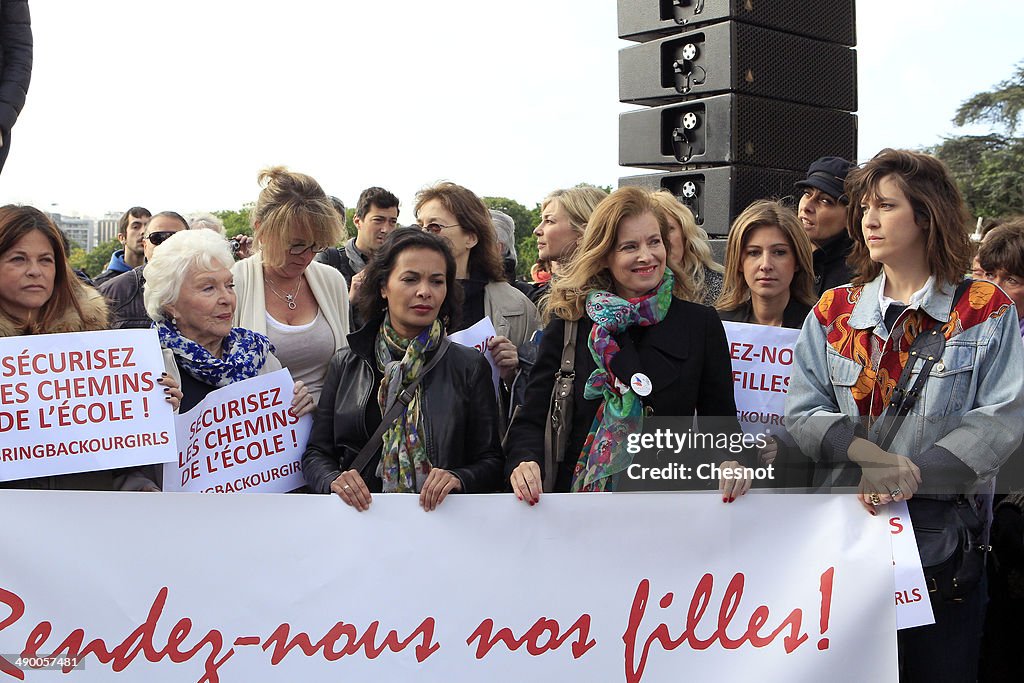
[650,190,724,300]
[716,200,818,312]
[545,187,694,322]
[539,185,608,263]
[251,166,344,269]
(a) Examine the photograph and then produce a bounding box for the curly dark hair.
[354,228,464,330]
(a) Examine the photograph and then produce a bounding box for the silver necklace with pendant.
[266,276,303,310]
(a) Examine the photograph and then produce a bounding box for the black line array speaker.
[619,94,857,171]
[619,167,805,236]
[618,0,856,46]
[618,21,857,110]
[616,2,857,237]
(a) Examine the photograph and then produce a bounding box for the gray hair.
[188,212,226,235]
[489,209,517,266]
[143,229,235,322]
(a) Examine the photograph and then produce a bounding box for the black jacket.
[301,321,504,495]
[316,242,360,286]
[718,298,811,329]
[813,233,855,296]
[0,0,31,173]
[504,297,746,491]
[98,266,151,329]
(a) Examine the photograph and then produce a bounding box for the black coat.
[505,297,745,491]
[717,298,811,329]
[0,0,31,173]
[98,266,151,329]
[813,233,855,296]
[302,321,504,495]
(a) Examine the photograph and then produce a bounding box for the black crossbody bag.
[874,280,987,603]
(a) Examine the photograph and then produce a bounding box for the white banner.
[0,493,897,681]
[163,370,311,494]
[888,501,935,629]
[723,322,799,438]
[0,329,176,482]
[449,317,501,396]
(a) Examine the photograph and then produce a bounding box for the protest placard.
[722,321,799,438]
[449,317,501,395]
[888,501,935,629]
[0,329,176,482]
[0,493,897,681]
[163,369,311,494]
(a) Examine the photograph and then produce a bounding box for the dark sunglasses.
[145,231,178,246]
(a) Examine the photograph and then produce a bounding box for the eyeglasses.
[421,222,460,234]
[288,243,327,256]
[144,231,178,246]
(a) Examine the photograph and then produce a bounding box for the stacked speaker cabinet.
[617,0,858,236]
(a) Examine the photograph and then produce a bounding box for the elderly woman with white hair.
[143,229,316,415]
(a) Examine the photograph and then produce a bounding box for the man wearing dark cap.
[796,156,856,296]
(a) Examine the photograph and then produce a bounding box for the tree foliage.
[516,234,539,280]
[931,63,1024,218]
[954,62,1024,135]
[482,196,540,244]
[69,237,121,278]
[930,135,1024,217]
[214,205,254,238]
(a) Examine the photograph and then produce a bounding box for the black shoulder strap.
[876,279,973,451]
[349,337,451,476]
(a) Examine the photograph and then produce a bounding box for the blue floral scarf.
[156,320,273,387]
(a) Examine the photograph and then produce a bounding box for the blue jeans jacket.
[785,275,1024,486]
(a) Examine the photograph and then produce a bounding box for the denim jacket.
[785,275,1024,486]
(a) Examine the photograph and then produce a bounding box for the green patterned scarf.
[374,317,444,492]
[572,271,674,491]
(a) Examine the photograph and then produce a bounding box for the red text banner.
[0,329,176,482]
[0,492,897,681]
[163,369,311,494]
[723,321,799,438]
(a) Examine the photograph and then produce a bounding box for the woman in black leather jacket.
[302,229,503,510]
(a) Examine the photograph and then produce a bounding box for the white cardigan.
[231,253,350,354]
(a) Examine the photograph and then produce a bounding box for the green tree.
[930,62,1024,217]
[930,135,1024,217]
[69,237,121,278]
[516,234,539,280]
[483,196,540,244]
[954,63,1024,134]
[214,205,254,239]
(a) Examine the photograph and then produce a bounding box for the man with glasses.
[99,211,189,329]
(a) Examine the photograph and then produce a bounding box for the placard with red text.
[449,316,501,396]
[0,493,897,681]
[723,322,799,437]
[0,329,176,482]
[163,369,311,494]
[888,501,935,629]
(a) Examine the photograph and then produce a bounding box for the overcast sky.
[1,0,1021,221]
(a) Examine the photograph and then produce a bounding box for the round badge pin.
[630,372,652,397]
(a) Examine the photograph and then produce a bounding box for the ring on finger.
[890,487,902,498]
[343,484,352,492]
[869,492,882,506]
